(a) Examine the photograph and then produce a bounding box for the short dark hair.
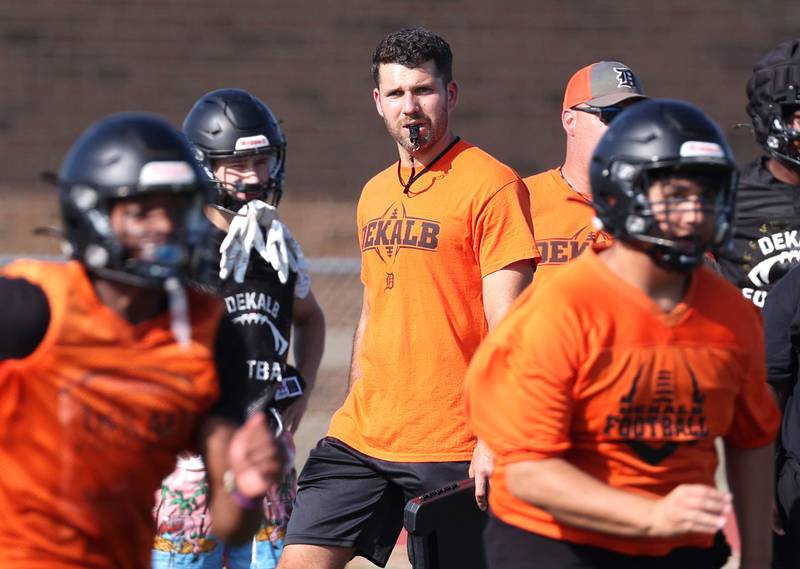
[371,27,453,86]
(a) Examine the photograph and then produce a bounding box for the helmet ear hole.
[767,135,781,150]
[84,244,110,269]
[625,215,648,235]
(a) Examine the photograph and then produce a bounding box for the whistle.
[408,124,421,149]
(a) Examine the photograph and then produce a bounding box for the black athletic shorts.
[484,516,731,569]
[285,437,471,567]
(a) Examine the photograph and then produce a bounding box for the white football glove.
[282,224,311,299]
[263,220,311,298]
[219,200,278,283]
[219,200,311,296]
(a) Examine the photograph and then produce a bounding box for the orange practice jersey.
[466,247,780,556]
[525,168,611,287]
[0,260,223,569]
[328,139,539,462]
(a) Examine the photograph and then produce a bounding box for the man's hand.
[227,412,286,498]
[646,484,731,537]
[281,392,311,434]
[469,439,494,511]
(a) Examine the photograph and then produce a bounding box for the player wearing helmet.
[741,37,800,569]
[183,88,287,210]
[716,38,800,308]
[183,88,323,436]
[152,90,325,569]
[0,113,285,569]
[466,99,779,569]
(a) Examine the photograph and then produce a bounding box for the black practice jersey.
[208,227,298,416]
[764,265,800,460]
[717,157,800,308]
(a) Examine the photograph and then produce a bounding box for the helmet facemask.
[208,147,285,211]
[109,190,210,285]
[63,182,213,288]
[605,164,736,272]
[763,102,800,170]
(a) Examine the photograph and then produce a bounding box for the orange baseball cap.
[563,61,647,109]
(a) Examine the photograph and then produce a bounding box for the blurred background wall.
[2,0,796,254]
[1,0,796,470]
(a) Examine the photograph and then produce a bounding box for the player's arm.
[470,260,534,509]
[282,289,326,433]
[347,286,369,392]
[763,270,800,409]
[473,176,538,328]
[0,276,50,360]
[481,260,533,329]
[199,414,283,543]
[724,441,774,569]
[724,319,781,564]
[505,457,730,537]
[199,316,286,543]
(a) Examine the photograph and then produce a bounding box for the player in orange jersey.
[525,61,646,287]
[0,114,285,569]
[466,99,779,569]
[278,27,538,569]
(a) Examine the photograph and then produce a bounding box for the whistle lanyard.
[398,136,461,195]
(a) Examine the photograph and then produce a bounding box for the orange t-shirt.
[0,260,222,569]
[328,139,539,462]
[465,247,780,556]
[525,168,611,287]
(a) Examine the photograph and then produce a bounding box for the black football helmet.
[58,113,215,287]
[590,99,737,272]
[183,88,286,208]
[746,38,800,170]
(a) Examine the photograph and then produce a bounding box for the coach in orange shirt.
[467,99,779,568]
[526,61,646,286]
[279,27,538,569]
[0,114,285,569]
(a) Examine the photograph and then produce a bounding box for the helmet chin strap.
[628,233,705,273]
[651,247,703,273]
[165,277,191,348]
[219,179,276,209]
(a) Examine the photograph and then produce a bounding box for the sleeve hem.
[724,432,779,450]
[480,250,540,279]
